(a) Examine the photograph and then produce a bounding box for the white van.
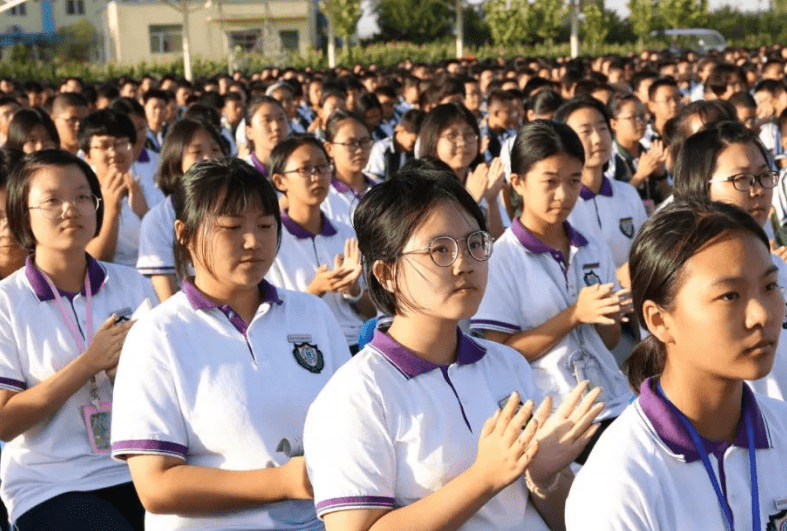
[649,28,727,54]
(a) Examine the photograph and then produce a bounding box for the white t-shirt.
[136,196,176,277]
[322,176,376,228]
[470,220,633,420]
[111,280,349,531]
[0,256,157,523]
[567,377,787,530]
[266,211,364,346]
[304,328,548,531]
[131,147,165,209]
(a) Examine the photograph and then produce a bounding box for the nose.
[745,293,774,330]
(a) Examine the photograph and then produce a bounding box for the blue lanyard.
[656,382,760,531]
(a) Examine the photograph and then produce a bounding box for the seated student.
[374,85,400,135]
[463,76,484,121]
[222,91,245,138]
[364,109,424,181]
[642,76,682,150]
[308,84,347,142]
[79,109,149,266]
[396,75,420,116]
[196,93,238,156]
[771,108,787,242]
[356,92,388,142]
[267,81,305,134]
[729,91,758,131]
[244,95,290,179]
[268,135,374,352]
[471,120,633,464]
[49,93,89,155]
[0,148,25,280]
[0,150,157,531]
[754,79,787,164]
[6,108,59,154]
[0,97,20,146]
[142,89,169,153]
[566,200,787,530]
[137,119,227,302]
[481,89,516,162]
[300,76,322,128]
[704,63,747,102]
[111,157,350,531]
[305,168,603,531]
[95,84,119,110]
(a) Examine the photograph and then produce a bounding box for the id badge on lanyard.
[40,267,112,454]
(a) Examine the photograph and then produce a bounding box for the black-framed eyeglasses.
[400,230,493,267]
[29,195,101,220]
[281,164,332,179]
[708,171,779,192]
[333,138,373,150]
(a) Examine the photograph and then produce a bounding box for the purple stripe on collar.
[579,176,614,200]
[111,439,188,459]
[281,210,338,239]
[639,376,770,462]
[511,219,588,261]
[370,328,486,379]
[250,153,269,178]
[26,254,106,302]
[137,148,150,164]
[316,496,395,514]
[330,175,376,199]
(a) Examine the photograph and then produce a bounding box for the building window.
[229,30,261,53]
[66,0,85,15]
[149,25,182,54]
[9,4,26,16]
[279,30,299,52]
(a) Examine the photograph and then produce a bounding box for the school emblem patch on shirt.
[619,217,634,238]
[582,263,601,286]
[292,342,324,374]
[767,508,787,531]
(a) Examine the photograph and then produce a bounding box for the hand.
[100,170,129,213]
[80,315,134,376]
[331,239,363,296]
[307,116,322,133]
[615,288,633,319]
[771,239,787,263]
[470,392,539,494]
[485,157,506,201]
[279,457,313,499]
[615,262,631,290]
[526,382,604,487]
[465,163,490,203]
[480,135,490,156]
[632,140,666,187]
[125,173,148,218]
[572,283,621,326]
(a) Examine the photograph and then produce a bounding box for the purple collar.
[370,328,486,379]
[579,176,614,200]
[281,210,338,239]
[181,278,282,334]
[330,175,375,200]
[250,153,269,178]
[26,254,106,302]
[511,218,588,268]
[137,148,150,164]
[639,376,770,462]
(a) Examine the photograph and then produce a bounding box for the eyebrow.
[710,265,779,286]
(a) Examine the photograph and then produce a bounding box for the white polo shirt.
[567,177,648,269]
[322,176,376,228]
[0,255,157,524]
[470,220,632,420]
[111,280,350,531]
[304,329,548,531]
[266,211,364,347]
[566,378,787,531]
[131,148,165,209]
[136,196,176,277]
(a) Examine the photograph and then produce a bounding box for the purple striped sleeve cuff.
[137,266,176,275]
[316,496,395,517]
[111,440,188,461]
[0,377,27,392]
[469,319,520,333]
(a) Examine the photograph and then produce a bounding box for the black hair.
[647,76,678,101]
[673,121,769,202]
[0,148,23,189]
[96,83,120,103]
[6,149,104,251]
[554,95,611,130]
[243,95,285,126]
[417,102,480,161]
[108,96,146,119]
[173,157,281,279]
[398,108,425,133]
[319,85,347,108]
[527,89,564,118]
[50,92,88,116]
[356,92,382,114]
[199,91,225,111]
[270,134,330,177]
[77,108,136,153]
[729,91,756,110]
[0,96,19,109]
[184,103,222,131]
[353,168,487,316]
[607,92,640,119]
[6,108,60,152]
[142,89,169,104]
[324,109,369,143]
[706,63,744,97]
[626,199,769,392]
[510,119,585,177]
[157,119,228,196]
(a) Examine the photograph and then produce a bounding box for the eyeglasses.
[618,114,646,124]
[439,132,479,145]
[90,139,131,153]
[708,171,779,192]
[401,230,493,267]
[281,164,332,179]
[29,195,101,220]
[333,138,373,151]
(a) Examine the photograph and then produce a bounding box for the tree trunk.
[455,0,463,58]
[327,14,336,68]
[569,0,579,58]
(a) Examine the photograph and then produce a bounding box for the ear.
[245,123,253,142]
[509,172,526,196]
[642,299,675,346]
[323,141,334,159]
[526,109,536,122]
[174,219,187,247]
[372,259,396,293]
[271,172,288,194]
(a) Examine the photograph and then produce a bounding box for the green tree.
[581,0,610,51]
[658,0,707,29]
[530,0,566,43]
[320,0,362,56]
[486,0,530,46]
[628,0,654,44]
[55,19,98,62]
[375,0,453,43]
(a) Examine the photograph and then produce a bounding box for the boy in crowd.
[142,89,169,152]
[482,89,516,161]
[49,92,88,155]
[703,63,746,101]
[729,91,758,131]
[755,79,787,164]
[644,76,682,149]
[309,84,347,141]
[364,108,425,181]
[0,96,19,146]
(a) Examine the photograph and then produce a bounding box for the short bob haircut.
[672,121,770,202]
[6,108,60,152]
[77,108,136,154]
[173,157,281,279]
[626,199,769,392]
[323,109,369,143]
[6,149,104,252]
[269,134,330,181]
[243,95,286,127]
[417,102,481,161]
[157,119,228,197]
[353,167,487,316]
[510,119,585,177]
[553,95,612,130]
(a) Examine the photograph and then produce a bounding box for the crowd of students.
[0,43,785,530]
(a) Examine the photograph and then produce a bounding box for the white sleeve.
[364,140,387,180]
[136,203,176,276]
[470,245,524,334]
[0,298,25,392]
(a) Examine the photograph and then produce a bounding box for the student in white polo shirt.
[304,169,604,531]
[0,150,157,530]
[470,121,633,464]
[111,157,350,531]
[243,95,290,180]
[267,135,374,353]
[567,200,787,530]
[554,96,648,271]
[136,119,227,301]
[672,121,787,401]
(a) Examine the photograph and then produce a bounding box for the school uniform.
[567,176,648,269]
[760,119,784,162]
[304,328,549,531]
[0,256,156,525]
[266,211,364,348]
[131,148,165,209]
[145,128,164,153]
[136,196,177,278]
[364,136,412,181]
[470,220,632,420]
[322,176,376,228]
[113,200,144,268]
[111,280,350,531]
[566,377,787,531]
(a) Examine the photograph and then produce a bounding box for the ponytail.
[624,334,666,394]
